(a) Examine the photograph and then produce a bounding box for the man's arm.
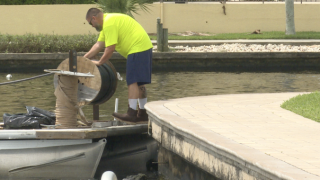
[91,44,116,66]
[84,41,105,59]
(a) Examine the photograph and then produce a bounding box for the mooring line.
[0,73,54,86]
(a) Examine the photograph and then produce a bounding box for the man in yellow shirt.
[84,8,153,124]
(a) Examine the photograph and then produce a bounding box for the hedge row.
[0,33,99,53]
[0,0,97,5]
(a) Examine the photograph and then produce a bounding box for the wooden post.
[93,104,99,120]
[157,18,163,52]
[68,50,77,72]
[163,28,169,52]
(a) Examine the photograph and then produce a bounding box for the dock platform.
[146,92,320,180]
[0,124,148,139]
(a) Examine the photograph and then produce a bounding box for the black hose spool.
[92,61,118,105]
[54,57,118,105]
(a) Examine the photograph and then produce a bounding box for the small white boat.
[0,128,107,180]
[0,123,150,180]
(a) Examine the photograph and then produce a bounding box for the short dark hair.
[86,8,102,19]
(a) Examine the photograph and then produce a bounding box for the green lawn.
[150,31,320,40]
[281,92,320,123]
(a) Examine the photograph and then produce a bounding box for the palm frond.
[95,0,154,19]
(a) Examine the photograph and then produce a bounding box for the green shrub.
[0,33,99,53]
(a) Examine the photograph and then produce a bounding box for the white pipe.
[114,98,119,121]
[101,171,117,180]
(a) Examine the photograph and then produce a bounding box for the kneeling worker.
[84,8,153,124]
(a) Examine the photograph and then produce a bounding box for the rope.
[54,75,78,128]
[0,73,54,86]
[0,72,92,128]
[54,75,91,129]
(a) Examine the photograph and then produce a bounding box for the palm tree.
[285,0,295,35]
[95,0,154,19]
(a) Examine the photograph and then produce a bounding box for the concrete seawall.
[145,93,320,180]
[1,52,320,73]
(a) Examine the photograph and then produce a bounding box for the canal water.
[1,71,320,121]
[1,71,320,179]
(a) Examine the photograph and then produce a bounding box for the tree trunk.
[285,0,295,35]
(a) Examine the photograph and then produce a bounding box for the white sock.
[128,99,138,110]
[138,98,147,109]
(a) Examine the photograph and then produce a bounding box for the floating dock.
[146,92,320,180]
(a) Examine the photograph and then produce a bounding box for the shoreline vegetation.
[1,31,320,53]
[281,92,320,123]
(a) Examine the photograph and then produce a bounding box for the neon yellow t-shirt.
[97,13,153,58]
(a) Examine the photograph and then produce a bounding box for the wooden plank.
[35,128,108,139]
[0,125,148,139]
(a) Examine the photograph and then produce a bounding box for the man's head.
[86,8,103,32]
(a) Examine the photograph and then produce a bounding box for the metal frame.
[69,50,100,120]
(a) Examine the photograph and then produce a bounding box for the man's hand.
[90,44,115,66]
[91,60,101,66]
[84,42,105,59]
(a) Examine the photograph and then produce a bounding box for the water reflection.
[1,72,320,121]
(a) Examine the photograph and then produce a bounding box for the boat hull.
[0,139,106,180]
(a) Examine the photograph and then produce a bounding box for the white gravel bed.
[169,43,320,52]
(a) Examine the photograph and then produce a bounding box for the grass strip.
[1,31,320,53]
[281,91,320,123]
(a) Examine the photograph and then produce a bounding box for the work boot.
[112,106,138,125]
[136,108,149,123]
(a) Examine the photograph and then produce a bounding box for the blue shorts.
[126,48,153,86]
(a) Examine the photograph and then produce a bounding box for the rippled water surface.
[1,71,320,121]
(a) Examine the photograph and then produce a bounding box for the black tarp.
[3,106,56,129]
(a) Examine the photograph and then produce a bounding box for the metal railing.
[163,0,320,4]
